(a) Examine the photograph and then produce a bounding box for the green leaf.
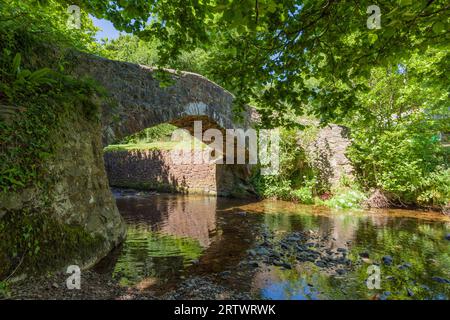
[432,22,445,34]
[398,0,412,6]
[368,33,378,44]
[28,68,52,82]
[11,53,21,75]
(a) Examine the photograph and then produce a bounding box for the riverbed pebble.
[382,255,393,266]
[359,251,370,258]
[398,262,412,270]
[431,276,450,284]
[406,288,414,297]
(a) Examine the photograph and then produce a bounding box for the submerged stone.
[398,262,412,270]
[255,247,270,256]
[432,276,450,284]
[382,255,393,266]
[315,260,327,268]
[406,288,414,297]
[359,251,370,259]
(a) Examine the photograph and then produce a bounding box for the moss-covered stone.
[0,207,106,278]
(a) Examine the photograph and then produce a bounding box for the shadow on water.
[94,189,450,299]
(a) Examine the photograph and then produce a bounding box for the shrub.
[348,112,449,207]
[251,127,310,200]
[291,187,315,204]
[0,281,9,299]
[322,189,367,209]
[118,123,179,144]
[417,167,450,207]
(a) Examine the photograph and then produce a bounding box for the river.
[93,189,450,300]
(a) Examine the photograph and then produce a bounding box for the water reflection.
[115,194,217,247]
[253,267,321,300]
[97,191,450,299]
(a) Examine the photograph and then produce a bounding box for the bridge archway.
[71,53,256,198]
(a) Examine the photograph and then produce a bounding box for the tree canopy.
[2,0,448,125]
[62,0,450,124]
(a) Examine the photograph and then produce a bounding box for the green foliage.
[417,167,450,207]
[0,2,110,278]
[104,141,183,153]
[0,48,104,192]
[349,121,448,206]
[101,34,211,75]
[0,0,102,54]
[320,189,367,210]
[252,124,369,208]
[118,123,178,144]
[346,55,449,207]
[1,53,55,102]
[5,1,446,125]
[252,128,319,203]
[0,280,9,299]
[290,184,315,205]
[254,177,292,200]
[0,1,107,192]
[101,35,160,66]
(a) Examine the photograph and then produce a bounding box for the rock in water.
[432,276,450,284]
[359,251,370,259]
[281,262,292,269]
[445,234,450,241]
[382,255,393,266]
[315,260,327,268]
[398,262,411,270]
[406,288,414,297]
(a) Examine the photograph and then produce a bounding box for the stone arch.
[71,52,251,146]
[103,113,256,198]
[72,52,255,198]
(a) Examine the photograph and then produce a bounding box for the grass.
[118,123,178,144]
[104,141,182,152]
[104,139,208,153]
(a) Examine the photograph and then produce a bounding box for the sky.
[90,16,121,41]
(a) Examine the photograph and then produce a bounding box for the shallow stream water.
[94,190,450,300]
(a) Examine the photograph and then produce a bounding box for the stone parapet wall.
[71,52,251,146]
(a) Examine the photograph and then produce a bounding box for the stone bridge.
[0,51,254,276]
[73,53,251,146]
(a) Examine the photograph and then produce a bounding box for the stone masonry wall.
[0,104,126,274]
[300,124,355,189]
[104,149,255,197]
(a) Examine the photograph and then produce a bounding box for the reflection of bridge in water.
[155,195,218,248]
[115,193,218,248]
